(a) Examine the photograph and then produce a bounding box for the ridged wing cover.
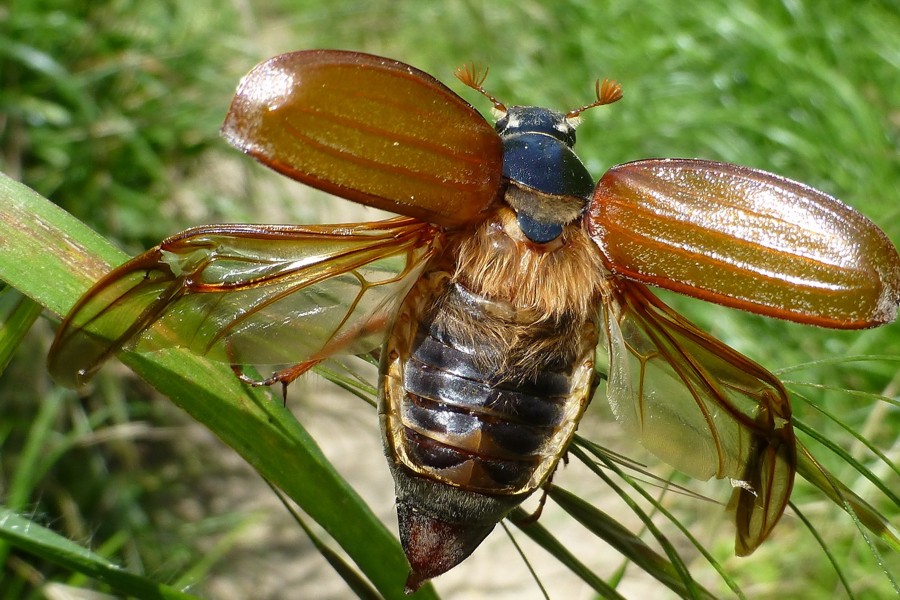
[222,50,503,229]
[589,159,900,327]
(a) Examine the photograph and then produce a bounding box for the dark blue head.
[494,106,595,243]
[454,65,624,244]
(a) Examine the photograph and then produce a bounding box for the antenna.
[565,78,623,120]
[455,62,507,113]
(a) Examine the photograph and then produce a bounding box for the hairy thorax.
[444,206,607,380]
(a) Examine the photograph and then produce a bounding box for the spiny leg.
[230,360,322,404]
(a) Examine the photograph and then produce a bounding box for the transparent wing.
[49,217,440,388]
[588,158,900,328]
[598,277,796,555]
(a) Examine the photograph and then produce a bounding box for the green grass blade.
[0,175,125,313]
[786,380,900,409]
[796,445,900,595]
[573,437,746,599]
[0,506,199,599]
[547,471,717,600]
[500,520,552,600]
[508,509,627,599]
[0,389,68,575]
[0,173,433,598]
[314,361,379,408]
[791,388,900,480]
[793,416,900,506]
[0,287,43,375]
[789,502,855,600]
[795,444,900,552]
[270,483,383,600]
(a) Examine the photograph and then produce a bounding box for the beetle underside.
[380,205,605,589]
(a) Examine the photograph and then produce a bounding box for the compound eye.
[493,113,512,135]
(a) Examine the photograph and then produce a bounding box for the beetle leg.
[516,487,550,525]
[514,472,560,526]
[230,360,322,404]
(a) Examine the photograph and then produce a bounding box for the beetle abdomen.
[380,275,596,587]
[383,275,596,498]
[400,288,574,493]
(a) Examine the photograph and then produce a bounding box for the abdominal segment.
[382,278,596,497]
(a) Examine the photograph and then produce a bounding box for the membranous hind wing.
[599,278,796,555]
[49,217,440,388]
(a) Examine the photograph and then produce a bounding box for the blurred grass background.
[1,0,898,598]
